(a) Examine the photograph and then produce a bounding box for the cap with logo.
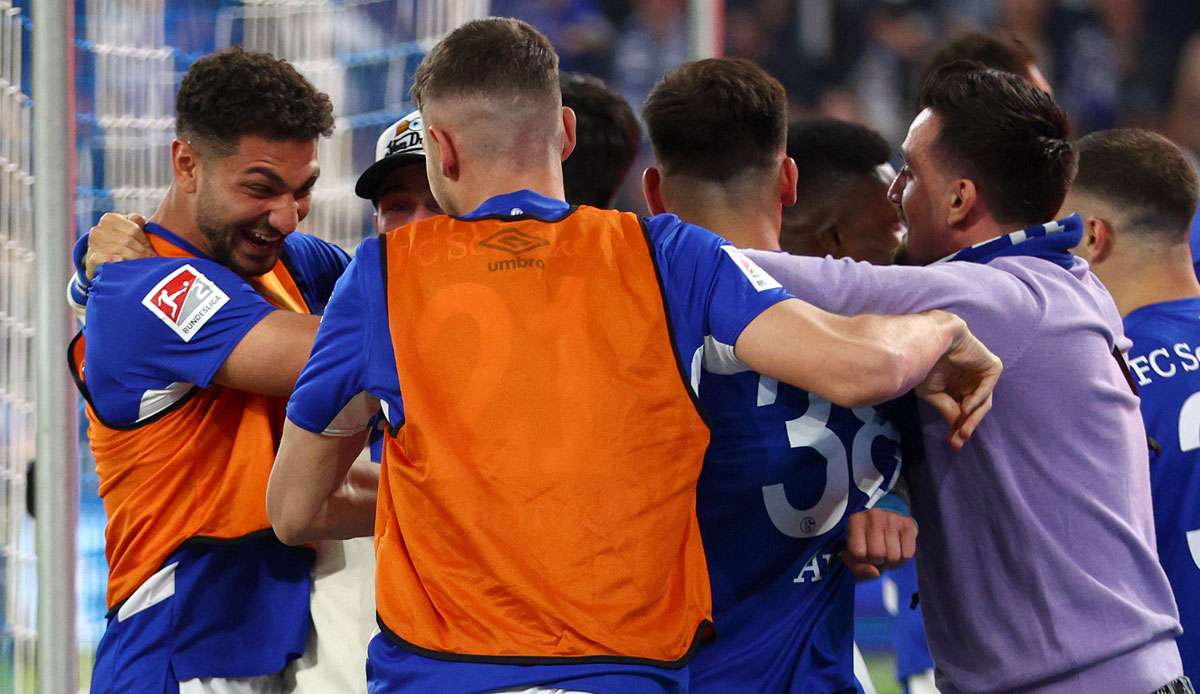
[354,110,426,201]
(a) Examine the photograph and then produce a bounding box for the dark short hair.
[643,58,787,181]
[919,62,1075,226]
[921,31,1037,86]
[176,46,333,154]
[411,18,559,109]
[787,118,891,206]
[1073,129,1199,240]
[560,72,641,208]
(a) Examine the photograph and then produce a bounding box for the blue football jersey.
[1123,296,1200,682]
[691,353,904,692]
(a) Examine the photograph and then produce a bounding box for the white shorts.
[285,536,378,694]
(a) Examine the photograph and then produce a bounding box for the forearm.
[268,422,369,545]
[288,458,378,543]
[867,310,966,397]
[736,300,963,408]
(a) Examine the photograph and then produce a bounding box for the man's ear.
[780,156,798,207]
[172,139,201,194]
[561,106,577,162]
[946,178,977,227]
[642,167,666,215]
[426,125,459,181]
[1087,216,1116,266]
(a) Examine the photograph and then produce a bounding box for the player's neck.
[149,185,211,255]
[665,184,781,251]
[452,161,566,216]
[1100,247,1200,317]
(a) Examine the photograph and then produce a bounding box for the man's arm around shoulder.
[735,299,1000,450]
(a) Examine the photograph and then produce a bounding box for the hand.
[916,313,1002,450]
[85,212,153,280]
[840,507,917,580]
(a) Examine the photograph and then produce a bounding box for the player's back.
[691,352,903,692]
[1123,296,1200,681]
[288,190,798,691]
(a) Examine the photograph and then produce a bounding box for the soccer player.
[560,71,641,208]
[783,116,939,693]
[780,118,905,265]
[639,58,915,693]
[67,48,379,693]
[1064,128,1200,684]
[266,18,999,692]
[285,109,443,694]
[747,62,1188,693]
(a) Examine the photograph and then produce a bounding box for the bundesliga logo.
[141,264,230,342]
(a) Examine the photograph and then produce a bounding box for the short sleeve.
[281,232,352,313]
[83,258,276,424]
[646,215,792,348]
[287,237,402,434]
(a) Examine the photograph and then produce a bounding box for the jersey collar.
[458,190,572,223]
[933,214,1083,271]
[144,222,213,260]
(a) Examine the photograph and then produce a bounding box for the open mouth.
[239,227,283,251]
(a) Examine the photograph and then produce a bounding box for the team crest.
[141,264,229,342]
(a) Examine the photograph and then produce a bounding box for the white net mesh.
[0,2,36,691]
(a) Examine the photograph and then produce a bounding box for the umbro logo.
[479,228,549,256]
[480,227,549,273]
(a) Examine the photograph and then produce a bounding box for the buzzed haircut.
[642,58,787,182]
[1073,129,1199,241]
[176,46,334,155]
[411,17,560,109]
[788,119,891,207]
[560,72,641,208]
[921,31,1037,86]
[919,61,1075,227]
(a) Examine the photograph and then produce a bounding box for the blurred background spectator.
[496,0,1200,158]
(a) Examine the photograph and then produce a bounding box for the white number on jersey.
[762,380,902,543]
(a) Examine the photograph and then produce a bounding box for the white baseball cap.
[354,110,425,201]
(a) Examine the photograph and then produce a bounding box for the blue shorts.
[91,538,312,693]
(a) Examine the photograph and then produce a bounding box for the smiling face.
[888,109,957,265]
[192,135,320,277]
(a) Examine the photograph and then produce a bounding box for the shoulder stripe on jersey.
[637,217,713,430]
[375,614,712,668]
[137,382,194,421]
[67,332,201,431]
[701,335,750,376]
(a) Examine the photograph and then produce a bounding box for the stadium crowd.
[64,11,1199,694]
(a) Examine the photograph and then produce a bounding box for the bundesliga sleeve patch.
[141,264,230,342]
[721,246,783,292]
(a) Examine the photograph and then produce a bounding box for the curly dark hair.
[920,61,1074,227]
[176,46,334,154]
